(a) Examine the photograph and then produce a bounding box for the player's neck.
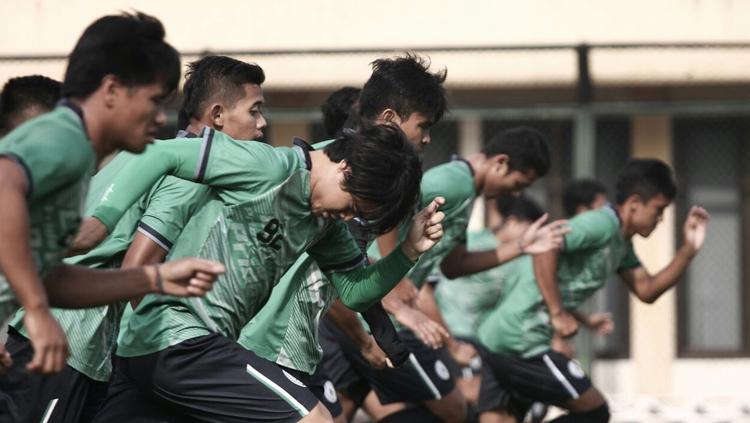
[185,121,209,136]
[464,153,486,194]
[70,97,109,162]
[616,204,638,239]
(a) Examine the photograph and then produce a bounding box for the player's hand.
[23,307,69,374]
[360,336,393,369]
[402,197,446,261]
[67,217,109,256]
[683,206,710,255]
[586,312,614,336]
[394,307,449,349]
[448,339,478,367]
[519,214,569,255]
[551,333,575,359]
[551,310,578,338]
[0,343,12,375]
[154,258,226,297]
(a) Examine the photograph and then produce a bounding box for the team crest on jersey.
[434,359,450,381]
[282,370,307,387]
[323,380,338,403]
[567,359,586,379]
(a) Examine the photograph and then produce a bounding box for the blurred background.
[2,1,749,421]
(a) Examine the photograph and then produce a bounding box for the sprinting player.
[0,11,224,388]
[88,123,444,422]
[475,159,710,423]
[434,195,544,407]
[237,55,449,423]
[320,126,567,423]
[562,179,608,218]
[0,75,61,136]
[1,55,267,423]
[321,86,360,138]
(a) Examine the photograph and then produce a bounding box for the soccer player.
[1,55,267,423]
[434,195,544,407]
[475,159,710,423]
[320,126,567,423]
[88,122,443,422]
[236,55,449,423]
[321,86,361,138]
[0,11,224,386]
[0,75,61,136]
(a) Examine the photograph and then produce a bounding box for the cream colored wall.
[2,1,750,88]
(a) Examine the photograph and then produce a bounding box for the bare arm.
[44,256,224,308]
[0,158,68,374]
[326,300,391,368]
[533,249,579,337]
[619,206,709,304]
[120,232,169,307]
[440,214,569,279]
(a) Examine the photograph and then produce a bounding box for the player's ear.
[209,103,224,128]
[376,109,401,126]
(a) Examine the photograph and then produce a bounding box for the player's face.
[631,193,671,237]
[483,156,538,199]
[310,160,362,221]
[396,112,433,151]
[113,82,169,153]
[221,84,266,140]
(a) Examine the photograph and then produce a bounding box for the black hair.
[178,55,266,129]
[62,12,180,99]
[495,195,544,223]
[615,159,677,205]
[358,53,447,125]
[324,124,422,234]
[483,126,551,177]
[0,75,61,134]
[562,179,608,217]
[321,86,360,138]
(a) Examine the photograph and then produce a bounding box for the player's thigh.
[298,402,334,423]
[130,334,321,423]
[424,385,466,423]
[562,386,607,413]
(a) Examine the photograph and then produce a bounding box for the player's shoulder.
[1,107,87,152]
[422,159,476,209]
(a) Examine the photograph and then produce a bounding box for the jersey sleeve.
[91,130,286,232]
[420,163,475,218]
[137,177,213,252]
[307,222,366,273]
[617,241,642,271]
[1,126,92,201]
[328,246,416,312]
[561,210,617,253]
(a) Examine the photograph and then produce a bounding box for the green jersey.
[434,229,507,340]
[10,135,213,381]
[477,206,641,358]
[368,159,476,288]
[90,133,415,358]
[0,103,96,323]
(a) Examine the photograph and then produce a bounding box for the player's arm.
[120,232,169,308]
[43,257,224,308]
[326,300,393,368]
[0,157,69,374]
[532,249,579,337]
[329,198,445,312]
[620,206,709,303]
[570,310,614,336]
[440,214,569,279]
[416,283,477,363]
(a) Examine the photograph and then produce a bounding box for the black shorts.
[0,327,108,423]
[319,318,455,406]
[477,349,592,418]
[283,366,342,418]
[93,333,320,423]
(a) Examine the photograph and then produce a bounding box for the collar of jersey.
[57,98,89,140]
[292,136,314,170]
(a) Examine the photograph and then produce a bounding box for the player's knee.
[299,402,335,423]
